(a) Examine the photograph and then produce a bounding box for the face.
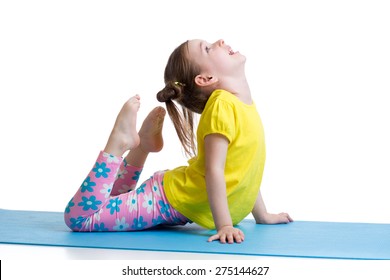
[187,39,246,81]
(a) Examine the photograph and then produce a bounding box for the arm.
[252,191,293,224]
[204,134,245,244]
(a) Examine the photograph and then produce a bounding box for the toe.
[155,106,166,116]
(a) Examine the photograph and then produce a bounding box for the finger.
[208,234,220,242]
[234,233,242,243]
[282,212,293,223]
[220,233,227,244]
[227,233,234,244]
[235,230,244,243]
[239,230,245,241]
[278,213,290,223]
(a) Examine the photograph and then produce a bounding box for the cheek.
[208,54,228,68]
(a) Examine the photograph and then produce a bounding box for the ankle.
[125,146,149,167]
[104,132,137,157]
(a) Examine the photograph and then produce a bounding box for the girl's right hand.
[208,225,245,244]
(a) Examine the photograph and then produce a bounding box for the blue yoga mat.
[0,209,389,259]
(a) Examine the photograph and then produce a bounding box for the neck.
[234,83,252,105]
[220,76,252,105]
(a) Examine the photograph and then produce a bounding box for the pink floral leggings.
[64,151,189,231]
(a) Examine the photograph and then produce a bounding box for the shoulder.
[208,89,236,104]
[203,89,236,113]
[198,90,237,142]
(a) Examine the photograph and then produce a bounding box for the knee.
[64,210,85,232]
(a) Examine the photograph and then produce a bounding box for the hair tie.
[174,81,186,87]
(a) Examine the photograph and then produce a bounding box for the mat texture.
[0,209,389,259]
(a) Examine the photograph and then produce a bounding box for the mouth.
[228,47,237,55]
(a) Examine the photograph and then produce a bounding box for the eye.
[205,46,211,53]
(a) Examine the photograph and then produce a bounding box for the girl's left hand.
[260,212,293,224]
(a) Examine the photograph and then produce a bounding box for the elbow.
[205,166,225,182]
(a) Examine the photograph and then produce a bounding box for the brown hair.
[156,41,211,157]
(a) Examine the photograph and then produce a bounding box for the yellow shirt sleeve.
[198,96,236,143]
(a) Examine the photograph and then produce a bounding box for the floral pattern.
[117,168,128,180]
[64,151,188,232]
[100,183,113,199]
[106,198,122,215]
[69,216,85,230]
[103,152,120,164]
[159,200,171,218]
[126,192,138,213]
[132,170,141,182]
[113,217,130,231]
[65,198,75,214]
[142,192,154,214]
[94,222,109,231]
[131,216,148,230]
[78,195,102,211]
[81,176,96,193]
[92,162,111,178]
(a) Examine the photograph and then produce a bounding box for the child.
[64,39,292,244]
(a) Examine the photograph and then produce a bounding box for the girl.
[64,39,292,244]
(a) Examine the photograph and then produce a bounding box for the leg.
[64,151,124,231]
[111,106,166,195]
[76,170,189,232]
[64,95,140,230]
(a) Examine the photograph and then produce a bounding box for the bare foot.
[138,106,166,153]
[104,95,141,157]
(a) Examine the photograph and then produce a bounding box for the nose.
[212,39,224,47]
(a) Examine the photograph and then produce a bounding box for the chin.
[238,54,246,64]
[236,52,246,61]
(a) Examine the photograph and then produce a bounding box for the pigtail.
[157,82,196,157]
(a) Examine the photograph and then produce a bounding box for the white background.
[1,1,390,278]
[1,0,389,228]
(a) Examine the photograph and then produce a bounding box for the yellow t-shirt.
[163,89,266,229]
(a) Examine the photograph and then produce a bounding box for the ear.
[194,74,218,87]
